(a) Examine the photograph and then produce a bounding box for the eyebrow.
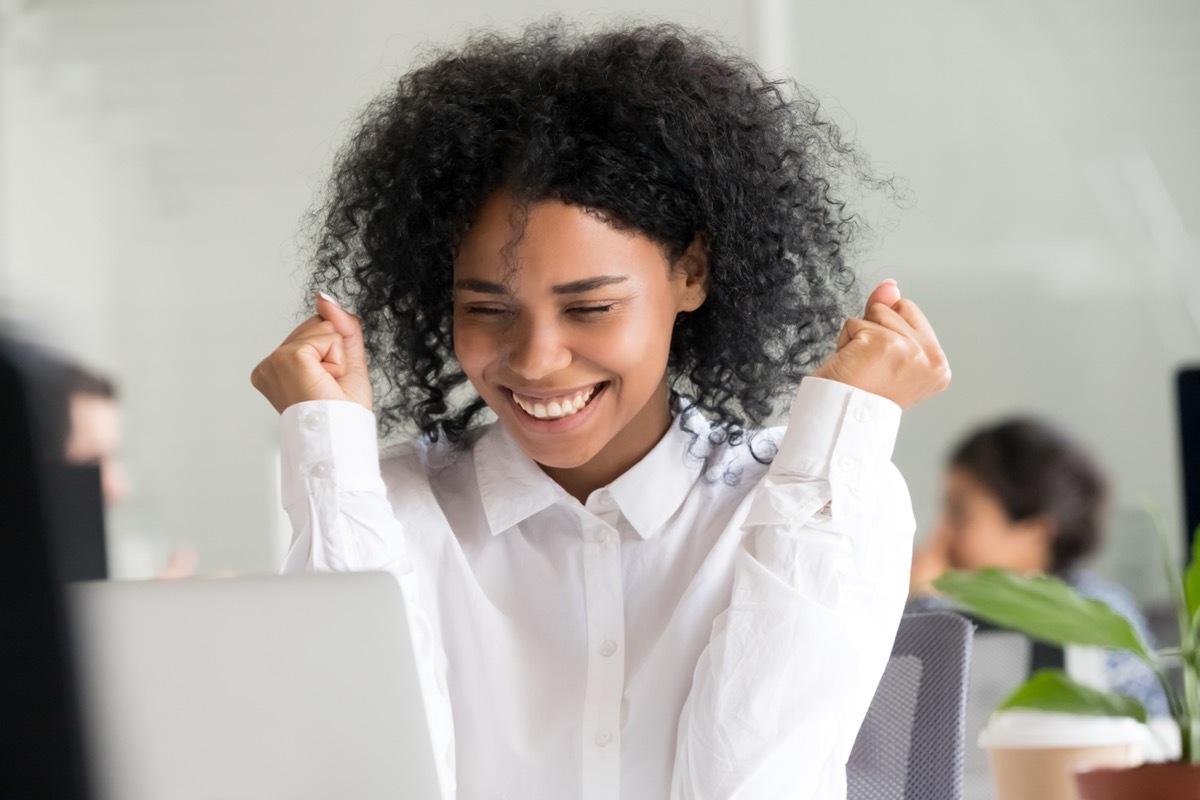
[453,275,629,295]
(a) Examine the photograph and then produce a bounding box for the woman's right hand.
[251,292,374,414]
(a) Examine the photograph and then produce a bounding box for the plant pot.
[1075,761,1200,799]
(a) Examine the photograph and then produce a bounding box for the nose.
[505,314,571,381]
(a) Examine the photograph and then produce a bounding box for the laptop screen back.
[69,572,444,800]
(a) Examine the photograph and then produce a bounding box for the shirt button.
[594,730,613,747]
[837,456,856,473]
[853,406,870,423]
[302,411,324,431]
[599,639,618,657]
[589,527,611,544]
[309,460,334,479]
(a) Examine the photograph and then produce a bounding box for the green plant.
[933,516,1200,765]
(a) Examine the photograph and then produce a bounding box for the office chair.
[848,611,973,800]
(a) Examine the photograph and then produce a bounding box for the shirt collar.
[604,408,708,540]
[472,406,710,540]
[473,422,571,536]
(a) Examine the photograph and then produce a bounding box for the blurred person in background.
[910,416,1169,716]
[55,362,196,578]
[59,364,130,508]
[0,323,199,580]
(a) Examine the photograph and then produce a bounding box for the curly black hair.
[308,20,883,451]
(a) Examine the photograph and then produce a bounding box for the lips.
[510,383,604,420]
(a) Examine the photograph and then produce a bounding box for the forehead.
[945,467,991,500]
[946,467,1011,518]
[453,191,669,284]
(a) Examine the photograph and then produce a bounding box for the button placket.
[578,510,625,800]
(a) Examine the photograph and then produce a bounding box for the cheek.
[595,311,675,377]
[948,523,991,568]
[452,321,494,379]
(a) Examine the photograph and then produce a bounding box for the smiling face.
[452,190,706,498]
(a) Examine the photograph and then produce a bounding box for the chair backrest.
[847,611,973,800]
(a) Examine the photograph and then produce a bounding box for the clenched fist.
[813,280,950,410]
[251,292,374,414]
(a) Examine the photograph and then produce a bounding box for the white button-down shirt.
[279,377,913,800]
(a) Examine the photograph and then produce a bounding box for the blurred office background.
[1,0,1197,605]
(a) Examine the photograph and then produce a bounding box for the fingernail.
[883,278,898,288]
[317,290,341,308]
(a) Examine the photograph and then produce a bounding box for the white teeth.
[514,385,600,420]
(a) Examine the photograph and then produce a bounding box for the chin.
[515,438,601,470]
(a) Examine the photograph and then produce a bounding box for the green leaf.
[999,669,1148,724]
[932,567,1153,660]
[1186,525,1200,627]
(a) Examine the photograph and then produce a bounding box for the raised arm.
[252,292,403,572]
[671,281,950,799]
[251,294,455,798]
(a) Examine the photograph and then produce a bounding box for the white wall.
[2,0,1197,600]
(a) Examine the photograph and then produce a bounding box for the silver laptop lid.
[69,572,443,800]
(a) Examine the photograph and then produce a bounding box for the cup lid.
[978,710,1149,749]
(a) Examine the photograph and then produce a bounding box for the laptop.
[69,572,445,800]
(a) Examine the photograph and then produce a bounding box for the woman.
[252,22,950,798]
[910,417,1168,716]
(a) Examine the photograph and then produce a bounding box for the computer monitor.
[0,338,93,799]
[1180,366,1200,556]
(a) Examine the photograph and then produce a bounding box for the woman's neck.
[540,383,674,504]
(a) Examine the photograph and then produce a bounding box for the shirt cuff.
[756,377,902,522]
[279,400,386,510]
[774,376,901,470]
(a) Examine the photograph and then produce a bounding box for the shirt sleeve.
[670,377,914,800]
[277,400,457,800]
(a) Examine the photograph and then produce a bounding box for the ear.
[674,234,709,313]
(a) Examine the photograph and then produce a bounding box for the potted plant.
[933,514,1200,799]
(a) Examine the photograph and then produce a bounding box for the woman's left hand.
[812,280,950,410]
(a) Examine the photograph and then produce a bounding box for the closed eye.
[569,305,615,316]
[465,305,510,316]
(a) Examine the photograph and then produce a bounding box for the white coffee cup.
[978,710,1147,800]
